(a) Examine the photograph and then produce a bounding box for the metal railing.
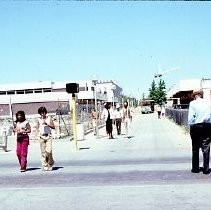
[28,112,104,140]
[0,103,105,141]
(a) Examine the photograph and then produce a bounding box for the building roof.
[167,79,201,98]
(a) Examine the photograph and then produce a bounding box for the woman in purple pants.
[14,111,31,172]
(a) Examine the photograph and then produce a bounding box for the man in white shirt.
[114,103,123,135]
[188,90,211,174]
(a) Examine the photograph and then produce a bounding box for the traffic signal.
[66,83,79,93]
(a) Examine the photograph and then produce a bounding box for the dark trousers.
[157,111,161,119]
[190,124,211,172]
[115,119,122,135]
[106,119,113,138]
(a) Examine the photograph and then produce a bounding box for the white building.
[0,80,123,116]
[95,80,122,104]
[200,78,211,103]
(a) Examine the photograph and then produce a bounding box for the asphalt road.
[1,112,211,210]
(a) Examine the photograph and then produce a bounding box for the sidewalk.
[0,111,191,167]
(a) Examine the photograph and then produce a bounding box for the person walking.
[157,105,162,119]
[14,111,31,172]
[188,90,211,174]
[91,108,99,136]
[101,102,114,139]
[37,107,55,171]
[122,101,131,138]
[161,105,166,119]
[114,103,123,135]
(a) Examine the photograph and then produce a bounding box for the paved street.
[1,111,211,210]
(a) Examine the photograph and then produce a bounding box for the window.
[34,89,42,93]
[79,87,86,91]
[16,90,24,94]
[7,91,15,95]
[43,88,52,93]
[25,89,33,94]
[0,91,6,95]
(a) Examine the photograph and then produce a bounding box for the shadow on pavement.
[124,135,135,139]
[0,149,12,153]
[52,166,64,171]
[6,149,12,152]
[26,167,41,171]
[79,147,90,150]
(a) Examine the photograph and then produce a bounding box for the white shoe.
[42,166,48,171]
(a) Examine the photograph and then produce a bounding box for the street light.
[154,67,180,78]
[92,79,99,139]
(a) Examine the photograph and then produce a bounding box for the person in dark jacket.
[101,102,114,139]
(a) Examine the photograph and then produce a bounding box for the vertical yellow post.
[72,93,78,150]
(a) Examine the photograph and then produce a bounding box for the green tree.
[156,79,167,105]
[148,80,157,101]
[148,79,167,105]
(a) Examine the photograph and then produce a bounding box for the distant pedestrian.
[161,106,165,118]
[122,101,131,138]
[91,108,99,136]
[114,103,123,135]
[157,105,161,119]
[101,102,114,139]
[37,107,55,171]
[14,111,31,172]
[130,107,134,122]
[188,90,211,174]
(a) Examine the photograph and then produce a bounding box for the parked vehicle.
[140,99,154,114]
[141,106,152,114]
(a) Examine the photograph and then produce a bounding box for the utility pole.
[93,80,99,139]
[71,93,78,150]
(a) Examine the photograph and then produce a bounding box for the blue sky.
[0,1,211,98]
